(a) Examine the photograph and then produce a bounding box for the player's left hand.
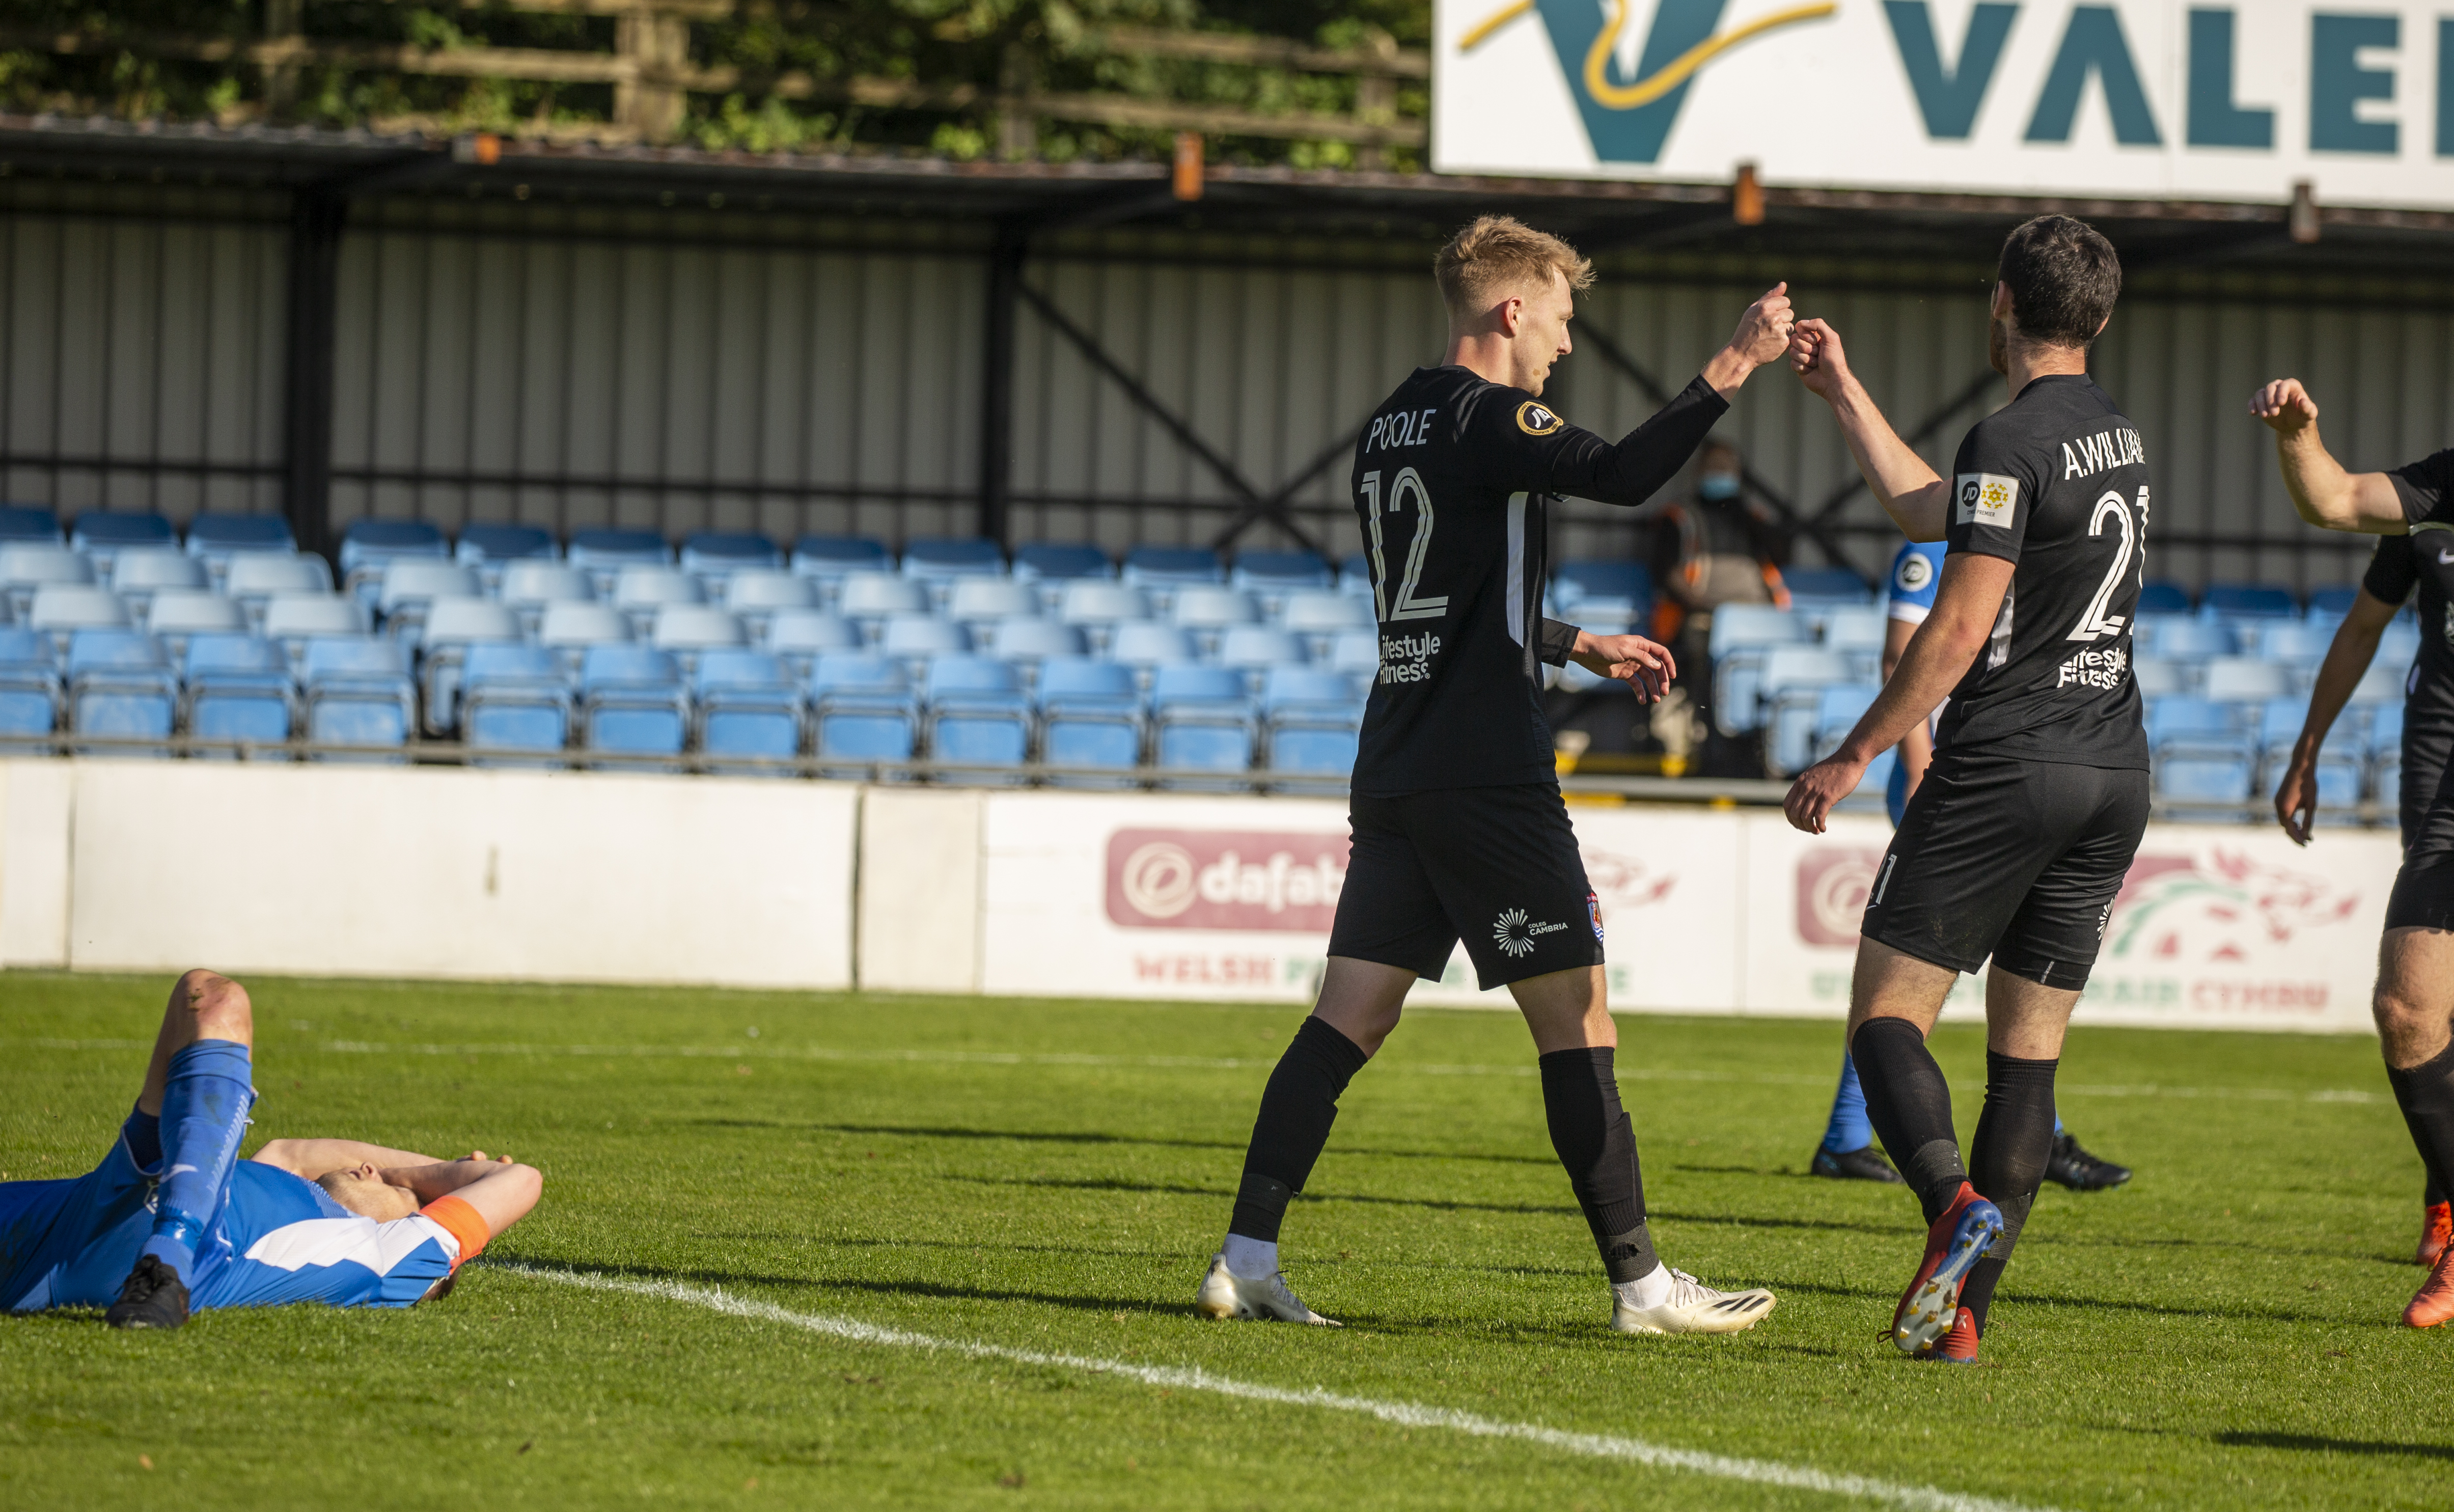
[1570,633,1675,702]
[1783,754,1865,834]
[1724,282,1795,368]
[2248,377,2318,435]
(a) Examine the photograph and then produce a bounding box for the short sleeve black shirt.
[1348,366,1725,794]
[1936,374,2150,768]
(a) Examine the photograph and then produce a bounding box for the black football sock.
[1538,1047,1658,1283]
[1227,1017,1371,1243]
[1961,1050,2059,1334]
[1850,1016,1965,1224]
[2428,1174,2445,1208]
[2384,1040,2454,1206]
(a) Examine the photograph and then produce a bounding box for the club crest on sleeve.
[1515,400,1563,436]
[1955,472,2018,528]
[1894,553,1933,593]
[1587,891,1605,943]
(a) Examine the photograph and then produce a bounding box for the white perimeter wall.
[0,760,2399,1033]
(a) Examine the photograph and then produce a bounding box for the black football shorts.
[1859,750,2149,987]
[1328,783,1606,991]
[2388,760,2454,931]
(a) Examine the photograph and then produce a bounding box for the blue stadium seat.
[2145,617,2236,661]
[2371,700,2404,753]
[2346,659,2406,707]
[1231,549,1335,599]
[1782,565,1873,606]
[1170,586,1260,655]
[695,650,804,774]
[2201,583,2298,621]
[2255,620,2335,669]
[1808,682,1879,762]
[983,617,1085,677]
[1151,663,1256,788]
[107,547,207,614]
[1263,666,1362,790]
[1011,542,1113,590]
[2133,657,2187,698]
[1217,625,1309,692]
[185,512,294,559]
[498,560,596,637]
[301,636,417,761]
[2137,580,2192,615]
[226,554,334,632]
[376,561,482,639]
[578,644,688,768]
[2201,657,2293,707]
[879,614,970,673]
[417,597,523,735]
[810,653,917,776]
[2255,697,2363,820]
[0,504,61,543]
[2149,697,2255,807]
[765,609,861,676]
[338,519,449,603]
[925,655,1031,783]
[1327,629,1380,679]
[901,538,1005,584]
[2376,620,2421,669]
[67,629,177,756]
[946,577,1041,635]
[263,593,370,665]
[182,634,294,754]
[1122,545,1224,593]
[679,531,782,581]
[461,643,572,766]
[650,606,747,676]
[2306,586,2360,619]
[1056,582,1151,654]
[68,512,175,580]
[1278,588,1371,642]
[789,535,891,591]
[716,569,819,643]
[453,520,559,580]
[1337,551,1373,599]
[537,601,633,674]
[1760,646,1859,775]
[1108,621,1195,678]
[611,566,706,637]
[0,626,62,751]
[567,528,672,595]
[837,572,931,638]
[1,543,95,621]
[1819,606,1887,681]
[1706,605,1805,735]
[1037,657,1142,786]
[29,585,131,648]
[145,590,249,665]
[1553,560,1653,610]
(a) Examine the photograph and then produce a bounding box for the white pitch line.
[500,1262,2058,1512]
[0,1037,2386,1104]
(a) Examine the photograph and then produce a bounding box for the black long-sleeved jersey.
[1348,365,1727,794]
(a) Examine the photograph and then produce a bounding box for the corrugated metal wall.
[5,181,2448,594]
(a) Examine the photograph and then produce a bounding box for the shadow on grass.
[1762,1275,2362,1327]
[2216,1432,2454,1462]
[688,1117,1555,1166]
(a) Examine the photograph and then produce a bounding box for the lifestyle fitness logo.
[1457,0,1837,164]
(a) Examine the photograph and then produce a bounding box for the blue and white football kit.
[1,1044,467,1314]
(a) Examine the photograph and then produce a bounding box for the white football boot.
[1610,1268,1777,1335]
[1195,1254,1341,1326]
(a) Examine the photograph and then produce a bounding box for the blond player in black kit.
[1194,215,1797,1336]
[1783,215,2150,1365]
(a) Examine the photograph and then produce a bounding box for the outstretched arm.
[1784,552,2011,832]
[385,1156,543,1237]
[2274,588,2400,843]
[1788,320,1951,541]
[252,1137,446,1175]
[2249,379,2410,534]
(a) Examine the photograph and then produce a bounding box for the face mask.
[1698,474,1741,502]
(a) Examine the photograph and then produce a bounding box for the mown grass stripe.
[501,1262,2061,1512]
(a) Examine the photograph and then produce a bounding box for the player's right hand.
[1782,753,1864,834]
[2249,378,2319,435]
[1787,318,1850,400]
[1725,282,1794,367]
[2273,750,2319,846]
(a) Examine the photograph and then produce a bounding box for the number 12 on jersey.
[1360,469,1449,624]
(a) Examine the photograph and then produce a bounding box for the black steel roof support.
[280,185,347,561]
[978,224,1026,548]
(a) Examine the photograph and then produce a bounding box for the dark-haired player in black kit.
[2250,374,2454,1327]
[1781,215,2149,1364]
[1196,214,1796,1335]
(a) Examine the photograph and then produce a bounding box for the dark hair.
[1996,214,2120,349]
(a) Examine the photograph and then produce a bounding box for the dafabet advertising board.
[1432,0,2454,208]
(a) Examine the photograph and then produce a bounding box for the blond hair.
[1434,215,1594,317]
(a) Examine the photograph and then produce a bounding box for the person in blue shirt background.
[1808,541,2134,1191]
[1,969,542,1329]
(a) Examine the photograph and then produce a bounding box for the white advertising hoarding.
[1433,0,2454,209]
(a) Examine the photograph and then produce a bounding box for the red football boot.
[2406,1243,2454,1329]
[2416,1201,2451,1268]
[1892,1181,2004,1355]
[1913,1306,1980,1364]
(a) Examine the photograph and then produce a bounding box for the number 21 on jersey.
[1360,469,1449,624]
[2067,485,2148,643]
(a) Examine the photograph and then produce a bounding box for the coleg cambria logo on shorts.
[1493,906,1569,957]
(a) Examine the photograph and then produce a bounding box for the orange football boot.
[2416,1201,2451,1268]
[2406,1244,2454,1329]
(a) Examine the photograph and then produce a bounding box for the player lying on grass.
[2250,375,2454,1326]
[0,969,541,1330]
[1784,215,2150,1364]
[1196,215,1791,1336]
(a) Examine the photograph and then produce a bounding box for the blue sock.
[122,1104,163,1171]
[139,1040,256,1285]
[1821,1052,1876,1154]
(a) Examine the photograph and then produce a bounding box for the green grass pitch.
[1,971,2447,1509]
